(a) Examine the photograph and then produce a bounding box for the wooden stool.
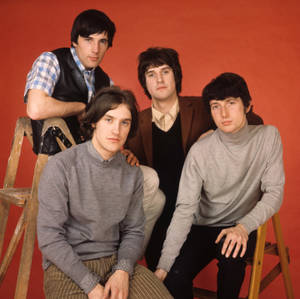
[0,117,75,299]
[193,213,294,299]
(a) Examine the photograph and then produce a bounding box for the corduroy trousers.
[44,254,172,299]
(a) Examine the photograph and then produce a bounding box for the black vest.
[31,48,110,155]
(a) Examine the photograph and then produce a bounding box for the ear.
[91,123,96,128]
[72,41,77,48]
[245,104,251,114]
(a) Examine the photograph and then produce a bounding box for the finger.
[103,283,111,299]
[215,230,226,244]
[122,288,129,299]
[232,242,241,258]
[223,238,235,257]
[240,240,247,257]
[220,234,231,255]
[109,287,118,299]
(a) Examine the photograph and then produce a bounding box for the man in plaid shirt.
[24,9,115,155]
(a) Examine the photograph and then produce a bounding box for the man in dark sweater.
[37,86,172,299]
[126,47,263,271]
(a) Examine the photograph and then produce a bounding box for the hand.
[154,268,167,281]
[215,224,248,258]
[121,149,140,166]
[197,129,214,140]
[88,284,104,299]
[77,109,87,122]
[103,270,129,299]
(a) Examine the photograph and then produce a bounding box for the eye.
[211,104,219,110]
[84,37,92,42]
[104,117,112,123]
[100,39,108,45]
[121,120,131,127]
[162,69,170,74]
[146,72,154,77]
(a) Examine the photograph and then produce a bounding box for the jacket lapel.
[179,100,193,155]
[140,109,153,166]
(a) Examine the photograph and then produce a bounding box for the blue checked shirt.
[24,48,112,103]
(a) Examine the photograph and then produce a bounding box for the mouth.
[222,121,232,126]
[157,86,167,90]
[107,138,120,143]
[88,56,99,62]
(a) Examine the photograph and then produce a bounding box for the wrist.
[237,223,248,234]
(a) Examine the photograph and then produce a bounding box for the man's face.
[92,103,132,160]
[72,32,109,69]
[210,97,250,134]
[145,64,177,102]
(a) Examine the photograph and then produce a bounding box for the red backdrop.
[0,0,299,298]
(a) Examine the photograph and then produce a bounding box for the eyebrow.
[146,65,171,74]
[104,114,132,122]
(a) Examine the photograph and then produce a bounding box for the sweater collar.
[86,140,121,165]
[216,121,250,146]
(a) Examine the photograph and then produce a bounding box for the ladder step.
[0,188,31,207]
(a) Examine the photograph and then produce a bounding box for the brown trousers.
[44,255,172,299]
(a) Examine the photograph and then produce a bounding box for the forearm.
[158,153,202,272]
[39,230,100,294]
[115,173,145,274]
[239,127,284,233]
[238,188,283,233]
[27,89,86,120]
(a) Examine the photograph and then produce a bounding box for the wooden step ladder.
[193,213,294,299]
[0,117,75,299]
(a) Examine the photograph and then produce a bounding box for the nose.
[157,72,164,83]
[91,41,99,53]
[221,106,229,118]
[112,122,120,135]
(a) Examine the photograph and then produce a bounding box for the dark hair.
[138,47,182,99]
[71,9,116,47]
[81,86,139,140]
[202,72,252,112]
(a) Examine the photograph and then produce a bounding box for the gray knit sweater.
[158,124,284,272]
[37,141,144,294]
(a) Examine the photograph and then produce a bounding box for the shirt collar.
[70,47,94,75]
[151,98,179,123]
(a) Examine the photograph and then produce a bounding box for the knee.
[164,269,193,298]
[140,165,160,193]
[140,166,165,212]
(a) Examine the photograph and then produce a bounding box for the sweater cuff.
[79,272,101,294]
[157,256,173,273]
[112,259,134,276]
[237,219,254,234]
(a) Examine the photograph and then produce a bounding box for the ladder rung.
[0,188,31,207]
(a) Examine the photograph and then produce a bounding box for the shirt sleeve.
[24,52,60,102]
[157,147,203,272]
[37,158,100,294]
[113,168,145,276]
[238,127,285,233]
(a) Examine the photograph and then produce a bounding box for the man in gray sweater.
[155,73,285,299]
[37,86,172,299]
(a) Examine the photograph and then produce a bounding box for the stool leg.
[0,201,10,259]
[272,214,294,299]
[248,222,267,299]
[14,154,48,299]
[0,211,25,284]
[0,119,26,258]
